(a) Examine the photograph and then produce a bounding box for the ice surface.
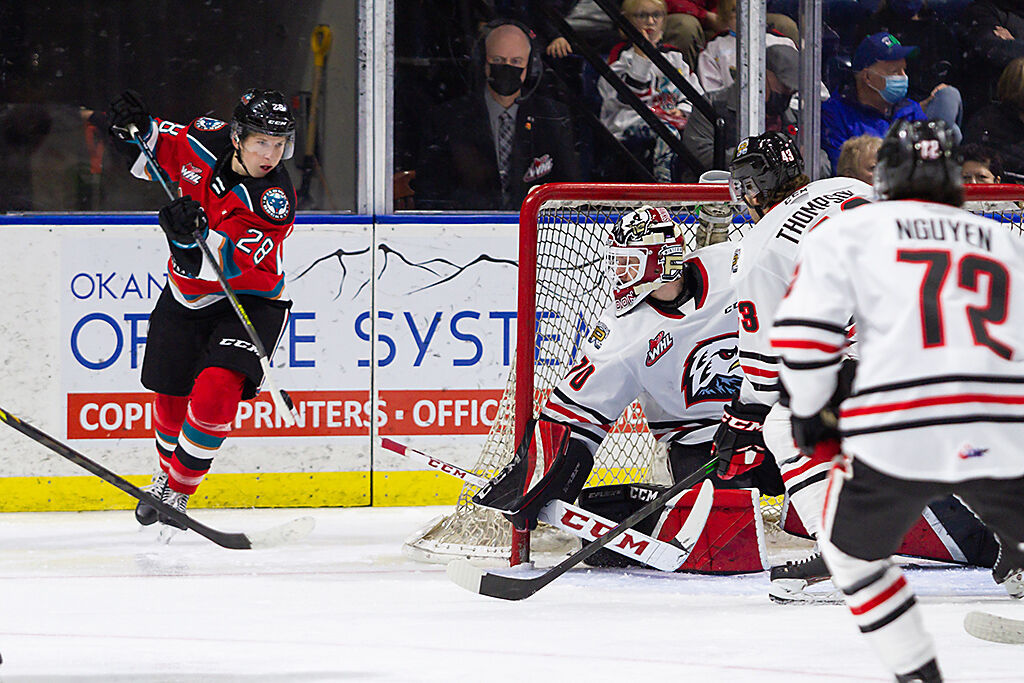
[0,507,1019,682]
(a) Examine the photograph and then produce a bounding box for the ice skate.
[135,471,168,526]
[895,658,942,682]
[156,488,191,543]
[993,549,1024,599]
[768,550,843,604]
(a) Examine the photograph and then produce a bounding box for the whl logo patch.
[522,154,553,183]
[261,187,290,221]
[180,162,203,185]
[646,330,673,367]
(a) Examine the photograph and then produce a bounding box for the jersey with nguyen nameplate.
[129,116,296,309]
[542,242,742,455]
[731,176,872,407]
[772,199,1024,482]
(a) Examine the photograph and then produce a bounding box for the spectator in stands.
[836,133,882,184]
[663,0,799,70]
[414,20,581,210]
[598,0,704,182]
[862,0,964,127]
[820,32,944,173]
[963,56,1024,182]
[959,0,1024,112]
[696,0,799,93]
[960,143,1005,184]
[682,43,831,178]
[531,1,621,59]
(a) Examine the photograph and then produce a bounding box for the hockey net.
[402,183,1024,567]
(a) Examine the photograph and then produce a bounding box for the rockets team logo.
[194,117,227,131]
[682,332,742,406]
[261,188,291,221]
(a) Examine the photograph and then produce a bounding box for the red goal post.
[402,182,1024,568]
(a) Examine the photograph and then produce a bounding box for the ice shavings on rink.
[0,506,1020,682]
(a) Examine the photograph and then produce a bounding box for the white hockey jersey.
[731,176,873,407]
[772,199,1024,482]
[542,243,741,454]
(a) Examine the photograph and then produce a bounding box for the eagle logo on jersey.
[261,187,290,221]
[646,330,673,367]
[194,117,227,131]
[682,332,742,406]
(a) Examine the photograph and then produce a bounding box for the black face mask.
[488,63,525,97]
[766,90,793,117]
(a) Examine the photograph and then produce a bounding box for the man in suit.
[414,20,581,211]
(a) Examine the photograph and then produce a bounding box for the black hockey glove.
[108,90,152,142]
[158,196,209,248]
[790,409,841,464]
[713,398,771,480]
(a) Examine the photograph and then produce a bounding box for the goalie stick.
[964,611,1024,644]
[0,406,314,549]
[128,123,298,428]
[380,438,714,590]
[381,438,712,572]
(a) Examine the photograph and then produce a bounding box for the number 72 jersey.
[772,199,1024,482]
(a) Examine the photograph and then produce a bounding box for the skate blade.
[156,525,184,545]
[768,580,843,605]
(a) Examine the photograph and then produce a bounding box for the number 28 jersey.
[541,243,742,455]
[772,199,1024,481]
[130,117,296,310]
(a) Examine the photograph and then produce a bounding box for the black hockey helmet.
[728,132,804,209]
[874,119,963,205]
[231,89,296,159]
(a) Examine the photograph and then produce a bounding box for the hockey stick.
[0,406,314,549]
[447,461,718,600]
[381,437,713,572]
[964,611,1024,644]
[128,123,298,428]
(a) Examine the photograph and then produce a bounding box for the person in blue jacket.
[821,32,932,173]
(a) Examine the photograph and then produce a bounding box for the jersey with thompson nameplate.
[731,177,872,406]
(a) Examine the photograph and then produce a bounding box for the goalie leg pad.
[578,485,768,573]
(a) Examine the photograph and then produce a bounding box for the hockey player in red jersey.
[771,120,1024,682]
[713,132,874,601]
[473,206,783,535]
[106,88,297,535]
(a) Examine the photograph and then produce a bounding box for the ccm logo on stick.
[559,510,650,555]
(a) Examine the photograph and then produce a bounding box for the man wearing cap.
[821,31,962,174]
[682,43,829,177]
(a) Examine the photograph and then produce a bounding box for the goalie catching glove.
[713,398,771,479]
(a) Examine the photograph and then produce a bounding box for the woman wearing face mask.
[821,32,931,173]
[598,0,704,182]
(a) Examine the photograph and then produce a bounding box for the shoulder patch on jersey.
[260,187,291,221]
[683,332,742,406]
[588,321,610,349]
[645,330,673,367]
[193,117,227,131]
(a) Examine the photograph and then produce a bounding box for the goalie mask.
[606,206,687,316]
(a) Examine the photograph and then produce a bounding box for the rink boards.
[0,214,521,511]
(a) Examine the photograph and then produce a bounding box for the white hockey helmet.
[605,206,687,316]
